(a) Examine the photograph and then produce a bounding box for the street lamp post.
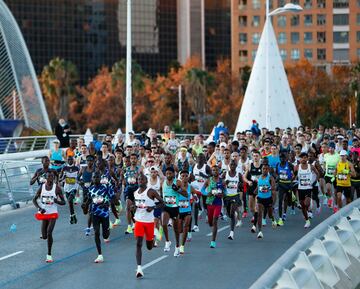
[126,0,133,139]
[265,1,302,129]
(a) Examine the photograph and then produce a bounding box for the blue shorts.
[154,207,162,219]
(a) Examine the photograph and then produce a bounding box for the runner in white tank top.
[134,173,164,279]
[33,171,65,263]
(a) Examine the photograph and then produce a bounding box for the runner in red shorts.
[134,173,164,279]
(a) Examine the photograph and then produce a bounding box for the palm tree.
[185,68,214,133]
[40,57,78,121]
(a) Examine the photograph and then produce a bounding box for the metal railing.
[0,160,41,208]
[249,198,360,289]
[0,133,210,154]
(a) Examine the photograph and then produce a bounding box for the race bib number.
[39,176,47,183]
[164,196,177,205]
[259,185,269,193]
[135,199,146,209]
[300,177,311,187]
[92,196,104,204]
[100,177,109,184]
[228,181,237,189]
[41,196,54,205]
[128,177,136,184]
[338,174,348,181]
[179,200,189,208]
[279,171,288,180]
[65,177,76,184]
[84,182,91,188]
[211,189,222,196]
[251,175,259,182]
[327,167,335,175]
[195,176,205,183]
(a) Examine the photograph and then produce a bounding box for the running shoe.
[272,220,277,228]
[70,215,74,224]
[74,197,81,205]
[154,240,158,247]
[109,221,114,230]
[210,241,216,248]
[164,241,171,252]
[85,227,91,236]
[73,214,77,224]
[136,267,144,278]
[113,218,121,226]
[187,232,192,242]
[154,228,161,241]
[159,226,164,241]
[228,231,234,240]
[327,198,333,208]
[308,211,313,219]
[116,204,122,214]
[304,220,311,228]
[282,213,287,221]
[277,218,284,226]
[125,225,133,234]
[104,238,110,243]
[257,231,263,239]
[236,220,242,227]
[168,219,173,227]
[45,255,53,263]
[242,211,248,218]
[251,225,256,233]
[174,247,180,257]
[221,214,228,221]
[262,218,267,226]
[192,225,199,232]
[179,245,185,255]
[94,255,104,263]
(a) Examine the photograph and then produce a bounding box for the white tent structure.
[234,19,301,133]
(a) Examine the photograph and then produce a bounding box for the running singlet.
[324,153,340,177]
[148,177,161,193]
[247,162,262,193]
[124,166,140,189]
[134,187,155,223]
[63,166,79,192]
[298,165,312,190]
[178,184,192,213]
[206,178,225,206]
[89,184,114,218]
[225,171,240,197]
[276,162,292,184]
[39,183,58,215]
[192,164,208,192]
[257,175,272,199]
[81,167,94,188]
[336,162,351,187]
[163,180,180,208]
[351,161,360,183]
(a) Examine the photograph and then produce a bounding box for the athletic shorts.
[351,180,360,188]
[134,221,154,241]
[65,189,77,199]
[336,186,351,199]
[224,195,241,215]
[153,207,162,219]
[247,185,257,196]
[324,176,335,185]
[256,197,273,208]
[163,206,179,219]
[124,186,137,202]
[179,211,192,220]
[207,204,222,225]
[298,189,311,201]
[35,212,59,221]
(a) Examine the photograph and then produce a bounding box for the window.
[277,15,286,27]
[252,0,260,9]
[357,14,360,25]
[252,33,260,44]
[239,50,248,63]
[239,16,247,27]
[304,49,313,59]
[333,49,349,62]
[280,49,287,60]
[317,0,326,8]
[304,0,312,9]
[333,14,349,26]
[277,0,286,7]
[317,14,326,26]
[291,32,300,44]
[317,31,326,43]
[317,48,326,60]
[333,0,349,8]
[358,0,360,7]
[252,16,260,27]
[278,32,287,44]
[291,15,300,26]
[291,49,300,60]
[239,0,247,9]
[252,49,257,61]
[304,15,313,26]
[239,33,247,44]
[333,32,349,43]
[358,48,360,59]
[357,31,360,42]
[304,32,313,44]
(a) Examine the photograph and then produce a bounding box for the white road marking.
[142,255,168,270]
[0,251,24,261]
[206,225,230,236]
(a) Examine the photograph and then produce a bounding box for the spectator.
[55,119,71,148]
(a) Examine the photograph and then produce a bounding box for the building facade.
[232,0,360,73]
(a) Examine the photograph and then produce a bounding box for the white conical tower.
[235,19,301,133]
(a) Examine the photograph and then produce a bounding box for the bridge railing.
[0,160,41,208]
[249,198,360,289]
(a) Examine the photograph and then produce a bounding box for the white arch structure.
[0,0,51,132]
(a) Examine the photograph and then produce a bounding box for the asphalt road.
[0,202,331,289]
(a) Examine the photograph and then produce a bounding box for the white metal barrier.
[249,198,360,289]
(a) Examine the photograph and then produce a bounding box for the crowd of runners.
[30,124,360,278]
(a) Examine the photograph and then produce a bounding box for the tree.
[40,57,78,123]
[349,63,360,126]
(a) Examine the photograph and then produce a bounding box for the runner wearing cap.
[49,139,65,173]
[335,150,355,209]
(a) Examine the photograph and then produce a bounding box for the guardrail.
[0,160,41,208]
[249,198,360,289]
[0,133,210,154]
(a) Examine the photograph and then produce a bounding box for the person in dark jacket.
[55,119,71,148]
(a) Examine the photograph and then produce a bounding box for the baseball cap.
[220,142,227,148]
[53,139,60,143]
[340,150,348,156]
